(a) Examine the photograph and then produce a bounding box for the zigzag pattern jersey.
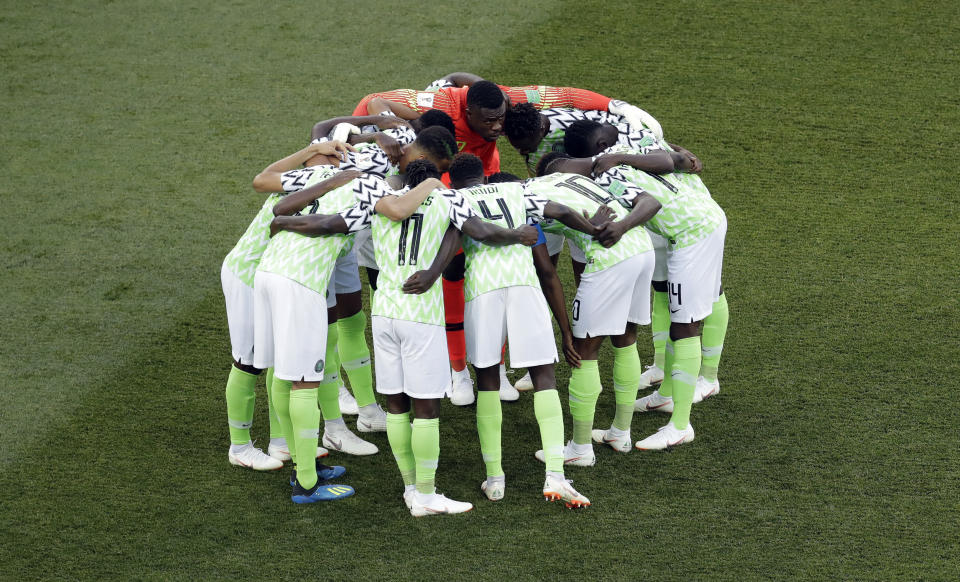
[454,182,548,301]
[257,174,391,295]
[362,188,476,325]
[336,126,415,178]
[524,109,624,176]
[594,143,725,250]
[525,173,653,274]
[352,85,611,176]
[222,165,340,287]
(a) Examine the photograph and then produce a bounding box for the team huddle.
[220,72,730,516]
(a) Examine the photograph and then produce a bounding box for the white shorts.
[332,250,362,295]
[353,229,377,269]
[464,286,558,369]
[666,218,726,323]
[650,231,668,282]
[545,233,586,263]
[571,251,655,338]
[253,271,329,381]
[221,264,255,365]
[372,316,451,399]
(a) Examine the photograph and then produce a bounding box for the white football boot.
[634,423,695,451]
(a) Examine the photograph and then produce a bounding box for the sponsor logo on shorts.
[315,359,325,373]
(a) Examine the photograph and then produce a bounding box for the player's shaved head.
[563,120,605,157]
[466,80,504,109]
[448,153,485,188]
[487,171,521,183]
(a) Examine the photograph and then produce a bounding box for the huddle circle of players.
[221,72,730,515]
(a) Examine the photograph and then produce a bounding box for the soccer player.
[562,124,728,450]
[221,140,353,471]
[256,164,445,502]
[531,152,663,462]
[447,153,606,507]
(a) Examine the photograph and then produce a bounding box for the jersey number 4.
[477,198,515,228]
[397,213,424,266]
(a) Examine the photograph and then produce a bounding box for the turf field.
[2,0,958,579]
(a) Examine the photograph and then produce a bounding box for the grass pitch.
[2,1,958,580]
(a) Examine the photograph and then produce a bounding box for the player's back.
[370,191,453,326]
[258,178,361,295]
[457,182,539,301]
[601,145,723,249]
[528,173,653,273]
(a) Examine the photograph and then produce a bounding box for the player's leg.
[373,315,416,504]
[334,251,382,428]
[593,251,653,452]
[529,364,591,508]
[404,320,471,516]
[222,265,281,470]
[640,233,670,390]
[465,288,507,499]
[696,287,728,402]
[320,290,377,456]
[443,251,473,405]
[636,223,724,450]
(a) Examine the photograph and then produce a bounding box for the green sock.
[659,341,674,398]
[386,412,415,487]
[338,311,375,408]
[225,365,257,445]
[411,418,440,495]
[533,389,565,474]
[316,325,343,421]
[568,360,601,445]
[289,388,320,489]
[669,337,701,431]
[612,344,641,431]
[271,378,296,460]
[265,368,283,439]
[325,322,342,389]
[476,391,503,477]
[652,290,669,369]
[700,293,729,382]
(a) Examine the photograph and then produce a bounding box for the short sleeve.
[338,202,373,233]
[341,147,393,177]
[352,175,394,208]
[521,182,549,222]
[279,168,316,192]
[437,188,477,230]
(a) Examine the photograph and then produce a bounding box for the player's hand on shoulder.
[591,155,622,177]
[269,217,283,238]
[517,225,539,246]
[311,139,356,162]
[376,117,412,131]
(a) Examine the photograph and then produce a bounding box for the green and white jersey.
[348,188,476,325]
[336,126,415,178]
[454,182,549,301]
[524,109,623,176]
[221,165,339,286]
[595,144,724,250]
[257,174,385,294]
[526,172,653,274]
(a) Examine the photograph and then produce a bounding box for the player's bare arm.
[460,216,538,247]
[532,243,580,368]
[268,213,348,238]
[252,141,355,192]
[372,177,446,221]
[272,170,362,216]
[591,149,699,177]
[541,200,608,237]
[402,224,462,295]
[367,97,421,120]
[595,193,662,248]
